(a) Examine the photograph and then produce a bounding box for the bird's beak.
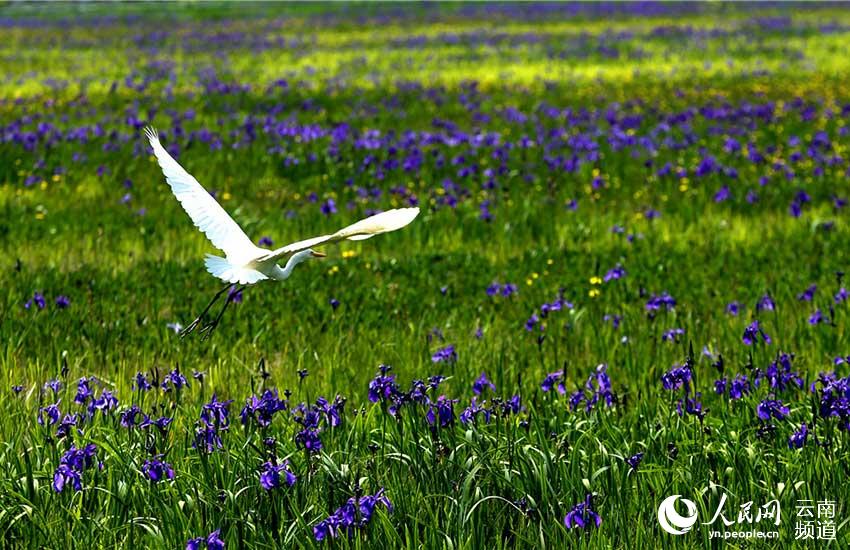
[311,251,327,258]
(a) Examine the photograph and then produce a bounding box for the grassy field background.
[2,3,850,548]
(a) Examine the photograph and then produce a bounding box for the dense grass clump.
[2,3,850,548]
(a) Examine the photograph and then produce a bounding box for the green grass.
[2,3,850,548]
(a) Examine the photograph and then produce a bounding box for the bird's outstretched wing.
[145,127,260,263]
[260,207,420,262]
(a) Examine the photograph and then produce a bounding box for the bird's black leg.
[199,285,247,340]
[180,283,234,338]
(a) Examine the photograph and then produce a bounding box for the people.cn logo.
[657,495,699,535]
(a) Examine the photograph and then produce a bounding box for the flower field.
[3,3,850,548]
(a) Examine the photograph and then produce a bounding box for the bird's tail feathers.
[204,255,268,285]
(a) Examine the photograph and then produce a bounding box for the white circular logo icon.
[657,495,698,535]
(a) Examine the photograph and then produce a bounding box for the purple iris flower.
[186,529,225,550]
[295,428,322,453]
[472,372,496,395]
[200,393,234,429]
[541,371,565,394]
[714,185,731,202]
[133,372,153,392]
[756,294,775,312]
[426,395,456,427]
[74,377,95,405]
[120,405,142,428]
[742,320,771,345]
[240,389,287,428]
[809,309,828,325]
[38,402,61,426]
[259,460,296,490]
[53,443,99,493]
[661,365,692,391]
[797,284,817,301]
[757,399,789,421]
[24,292,46,310]
[320,198,337,216]
[603,265,626,282]
[646,292,676,312]
[53,465,82,493]
[626,452,644,471]
[788,423,808,449]
[661,328,685,342]
[431,345,457,364]
[313,489,392,541]
[161,368,189,392]
[142,456,175,482]
[677,394,705,420]
[368,370,398,403]
[564,494,602,529]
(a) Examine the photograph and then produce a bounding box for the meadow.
[2,2,850,548]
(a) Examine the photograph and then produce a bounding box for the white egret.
[144,127,420,337]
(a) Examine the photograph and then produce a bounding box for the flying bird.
[144,127,419,338]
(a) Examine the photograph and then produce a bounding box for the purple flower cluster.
[53,443,100,493]
[540,370,565,394]
[24,291,70,310]
[367,366,447,418]
[313,489,393,541]
[568,364,617,413]
[186,529,225,550]
[24,291,46,310]
[662,360,705,420]
[812,373,850,430]
[292,396,346,454]
[486,282,518,297]
[661,327,685,343]
[661,365,692,392]
[192,394,233,454]
[646,291,676,313]
[756,399,790,422]
[241,388,289,428]
[715,353,803,400]
[714,373,752,400]
[525,292,574,332]
[426,395,457,427]
[459,395,522,425]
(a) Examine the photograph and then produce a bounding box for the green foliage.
[2,4,850,548]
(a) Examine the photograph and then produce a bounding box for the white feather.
[204,254,268,285]
[260,207,420,263]
[145,127,262,264]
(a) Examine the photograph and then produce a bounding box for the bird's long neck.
[277,251,310,280]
